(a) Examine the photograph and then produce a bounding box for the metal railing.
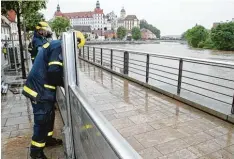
[80,46,234,114]
[60,32,141,159]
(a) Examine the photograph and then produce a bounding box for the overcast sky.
[41,0,234,36]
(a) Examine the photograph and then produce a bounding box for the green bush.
[211,22,234,51]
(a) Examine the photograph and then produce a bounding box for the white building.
[116,8,140,31]
[232,18,234,22]
[54,1,111,31]
[1,15,18,42]
[106,11,118,30]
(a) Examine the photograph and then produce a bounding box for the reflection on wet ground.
[78,59,234,159]
[1,91,65,159]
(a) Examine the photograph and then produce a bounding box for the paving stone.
[1,132,11,140]
[156,139,190,155]
[118,123,154,138]
[2,112,22,119]
[10,128,32,138]
[134,127,186,148]
[1,108,11,115]
[158,148,198,159]
[19,123,33,130]
[204,149,233,159]
[1,125,19,133]
[5,116,32,126]
[110,118,134,130]
[188,140,222,157]
[10,106,27,113]
[224,145,234,155]
[126,136,145,151]
[139,147,162,159]
[2,118,7,126]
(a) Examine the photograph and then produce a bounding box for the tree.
[24,12,45,32]
[185,25,208,48]
[84,33,88,39]
[131,27,141,40]
[140,20,160,38]
[50,17,70,38]
[117,26,127,40]
[1,1,46,79]
[211,22,234,51]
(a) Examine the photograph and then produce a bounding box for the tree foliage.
[131,27,141,40]
[185,25,208,48]
[211,22,234,51]
[24,12,45,32]
[140,20,160,38]
[1,1,46,78]
[50,17,71,38]
[117,26,127,40]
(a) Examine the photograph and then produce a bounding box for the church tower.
[120,7,126,19]
[96,0,100,9]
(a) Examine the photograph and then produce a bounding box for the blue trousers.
[30,101,55,153]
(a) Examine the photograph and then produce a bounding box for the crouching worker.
[22,31,85,159]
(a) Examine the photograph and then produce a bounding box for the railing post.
[146,54,150,83]
[101,48,103,66]
[231,94,234,114]
[79,48,81,57]
[83,46,84,56]
[110,49,113,69]
[177,58,183,94]
[124,51,129,75]
[93,47,95,62]
[87,46,89,60]
[83,46,85,58]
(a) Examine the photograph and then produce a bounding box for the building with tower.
[116,7,140,31]
[54,1,111,31]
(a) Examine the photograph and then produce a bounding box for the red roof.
[54,8,104,19]
[54,11,63,17]
[63,11,94,19]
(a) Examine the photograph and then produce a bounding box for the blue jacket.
[23,40,64,102]
[30,31,48,61]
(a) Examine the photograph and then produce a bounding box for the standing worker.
[22,31,85,159]
[2,43,8,60]
[29,22,52,63]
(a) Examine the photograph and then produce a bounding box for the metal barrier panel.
[56,87,67,124]
[61,31,142,159]
[69,86,119,159]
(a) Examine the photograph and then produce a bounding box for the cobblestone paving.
[78,60,234,159]
[1,91,65,159]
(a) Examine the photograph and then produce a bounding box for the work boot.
[46,137,63,147]
[30,151,48,159]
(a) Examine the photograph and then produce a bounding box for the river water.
[92,42,234,114]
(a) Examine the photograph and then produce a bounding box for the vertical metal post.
[87,46,89,60]
[177,58,183,94]
[231,94,234,114]
[124,51,129,75]
[10,26,17,74]
[61,31,77,158]
[101,48,103,66]
[79,48,81,57]
[110,49,113,70]
[82,46,84,57]
[23,19,29,73]
[83,46,85,58]
[93,47,95,62]
[146,54,150,83]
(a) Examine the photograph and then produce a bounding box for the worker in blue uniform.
[22,31,85,159]
[29,22,52,63]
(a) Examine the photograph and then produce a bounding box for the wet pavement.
[78,59,234,159]
[1,91,65,159]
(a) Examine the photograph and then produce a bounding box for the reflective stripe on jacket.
[22,40,63,102]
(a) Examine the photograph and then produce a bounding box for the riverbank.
[86,40,187,45]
